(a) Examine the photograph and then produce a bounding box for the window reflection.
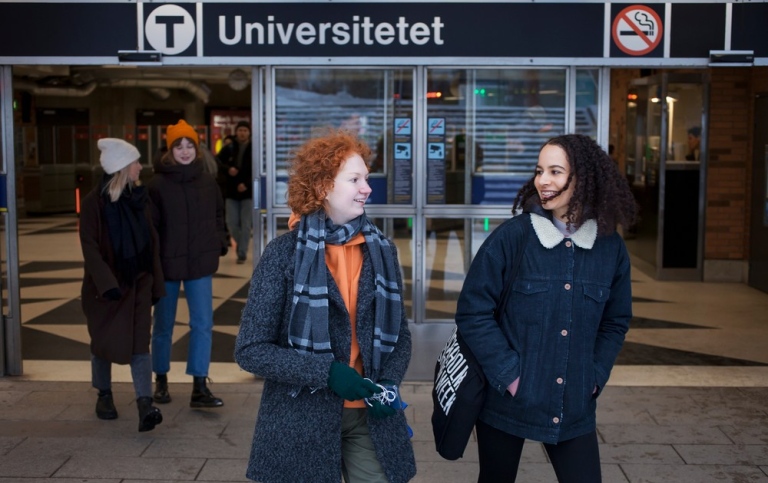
[576,69,599,139]
[274,69,413,205]
[424,217,507,320]
[426,69,566,205]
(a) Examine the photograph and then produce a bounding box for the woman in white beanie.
[79,137,166,432]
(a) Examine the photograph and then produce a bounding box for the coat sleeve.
[455,221,523,395]
[234,237,333,387]
[79,195,118,295]
[215,183,227,252]
[147,201,165,299]
[376,244,412,385]
[592,238,632,394]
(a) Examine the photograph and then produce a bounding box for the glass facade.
[262,66,603,323]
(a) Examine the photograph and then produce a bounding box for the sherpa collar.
[530,213,598,249]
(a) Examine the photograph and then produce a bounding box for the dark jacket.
[79,187,165,364]
[235,230,416,483]
[455,211,632,444]
[147,160,227,281]
[217,140,253,201]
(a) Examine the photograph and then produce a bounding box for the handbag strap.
[494,215,530,322]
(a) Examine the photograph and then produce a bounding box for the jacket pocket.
[507,280,550,326]
[583,283,610,320]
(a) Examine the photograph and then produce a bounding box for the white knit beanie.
[97,138,140,174]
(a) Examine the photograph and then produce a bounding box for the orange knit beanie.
[166,120,199,149]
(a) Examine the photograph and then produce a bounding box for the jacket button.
[553,417,560,424]
[565,241,572,248]
[564,283,571,290]
[556,377,563,384]
[561,329,568,336]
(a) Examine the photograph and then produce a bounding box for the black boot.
[137,396,163,432]
[95,389,118,420]
[190,376,224,408]
[153,374,171,404]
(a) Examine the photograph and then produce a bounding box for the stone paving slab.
[675,444,768,465]
[196,459,252,482]
[620,463,768,482]
[598,424,732,445]
[720,425,768,445]
[53,455,204,480]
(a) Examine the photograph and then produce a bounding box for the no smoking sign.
[612,5,663,56]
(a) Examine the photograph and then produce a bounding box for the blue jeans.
[226,197,253,260]
[151,276,214,377]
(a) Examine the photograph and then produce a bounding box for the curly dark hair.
[512,134,637,235]
[286,129,371,215]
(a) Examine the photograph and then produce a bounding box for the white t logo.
[145,4,195,55]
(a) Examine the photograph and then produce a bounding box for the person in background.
[456,134,637,483]
[217,121,253,264]
[148,120,228,408]
[217,134,235,155]
[234,130,416,483]
[686,126,701,161]
[79,137,165,432]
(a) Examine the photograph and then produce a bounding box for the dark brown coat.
[79,187,165,364]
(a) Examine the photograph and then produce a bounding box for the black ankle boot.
[190,376,224,408]
[137,396,163,432]
[96,389,118,420]
[153,374,171,404]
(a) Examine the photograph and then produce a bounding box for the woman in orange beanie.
[148,120,228,408]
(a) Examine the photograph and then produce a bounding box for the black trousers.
[476,419,602,483]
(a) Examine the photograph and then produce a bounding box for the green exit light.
[474,88,486,96]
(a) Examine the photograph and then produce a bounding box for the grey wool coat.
[235,229,416,483]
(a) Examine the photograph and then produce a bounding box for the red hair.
[286,130,371,215]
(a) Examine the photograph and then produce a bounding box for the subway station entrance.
[1,1,766,377]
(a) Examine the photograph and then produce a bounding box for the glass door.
[422,68,571,323]
[264,67,416,318]
[1,65,21,375]
[625,73,707,280]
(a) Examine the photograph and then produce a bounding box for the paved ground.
[1,379,767,482]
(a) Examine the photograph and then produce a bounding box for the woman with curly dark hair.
[455,134,637,482]
[235,130,416,482]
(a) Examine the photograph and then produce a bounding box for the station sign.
[0,2,766,63]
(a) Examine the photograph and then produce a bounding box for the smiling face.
[172,138,197,165]
[535,144,576,221]
[322,153,371,225]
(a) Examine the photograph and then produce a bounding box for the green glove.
[367,399,397,420]
[327,362,381,401]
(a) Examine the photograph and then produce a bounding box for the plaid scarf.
[289,210,402,379]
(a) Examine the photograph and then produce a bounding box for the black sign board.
[0,2,766,61]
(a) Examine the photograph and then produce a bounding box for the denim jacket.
[455,210,632,444]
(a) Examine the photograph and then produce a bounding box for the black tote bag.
[431,219,528,460]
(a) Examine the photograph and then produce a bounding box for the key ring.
[364,379,398,407]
